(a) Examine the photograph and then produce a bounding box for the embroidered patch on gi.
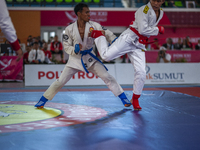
[143,5,149,14]
[88,58,93,62]
[84,63,88,68]
[89,27,94,32]
[63,34,69,41]
[101,26,107,30]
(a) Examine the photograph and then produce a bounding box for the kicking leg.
[94,35,130,62]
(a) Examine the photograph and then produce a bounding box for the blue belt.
[80,47,108,73]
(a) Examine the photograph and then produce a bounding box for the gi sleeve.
[0,0,20,51]
[136,5,159,37]
[62,27,77,55]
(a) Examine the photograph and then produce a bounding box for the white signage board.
[115,63,200,84]
[25,64,116,86]
[25,63,200,86]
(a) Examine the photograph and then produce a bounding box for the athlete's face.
[78,7,90,22]
[150,0,165,11]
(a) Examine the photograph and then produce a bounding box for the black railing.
[5,0,200,8]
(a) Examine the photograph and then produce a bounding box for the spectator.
[156,46,171,63]
[26,35,33,46]
[150,38,161,50]
[174,38,183,50]
[167,0,177,7]
[185,36,193,49]
[50,35,64,63]
[28,42,45,64]
[195,0,200,7]
[162,38,174,50]
[23,45,31,64]
[42,42,53,64]
[195,39,200,50]
[37,36,43,48]
[182,38,192,50]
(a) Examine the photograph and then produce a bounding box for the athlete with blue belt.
[35,3,131,108]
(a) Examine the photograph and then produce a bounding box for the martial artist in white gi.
[35,3,131,108]
[0,0,23,60]
[91,0,165,110]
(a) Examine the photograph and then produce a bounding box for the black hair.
[74,2,89,16]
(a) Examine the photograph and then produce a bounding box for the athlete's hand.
[158,26,165,34]
[16,49,23,61]
[90,30,105,38]
[74,43,82,54]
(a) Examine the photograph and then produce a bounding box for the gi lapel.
[74,21,83,46]
[82,22,90,50]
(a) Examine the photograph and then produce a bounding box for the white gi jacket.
[63,21,116,72]
[0,0,20,50]
[28,49,45,63]
[127,2,164,50]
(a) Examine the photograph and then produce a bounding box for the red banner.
[146,50,200,63]
[41,10,170,27]
[0,56,23,81]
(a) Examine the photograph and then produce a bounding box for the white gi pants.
[43,61,124,100]
[94,34,146,95]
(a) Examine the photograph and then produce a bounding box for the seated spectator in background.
[150,38,161,50]
[42,42,53,64]
[195,39,200,50]
[185,36,193,49]
[167,0,177,7]
[182,38,192,50]
[23,45,31,64]
[28,42,45,64]
[162,38,174,50]
[50,35,64,63]
[195,0,200,7]
[174,38,183,50]
[26,35,33,46]
[156,46,171,63]
[37,36,43,48]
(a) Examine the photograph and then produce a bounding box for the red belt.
[129,27,155,44]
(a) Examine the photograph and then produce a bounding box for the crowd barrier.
[25,63,200,86]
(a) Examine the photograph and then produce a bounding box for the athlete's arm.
[136,6,159,36]
[62,27,78,55]
[0,0,23,61]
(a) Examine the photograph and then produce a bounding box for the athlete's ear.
[77,11,81,17]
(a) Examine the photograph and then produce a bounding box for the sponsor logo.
[146,65,185,82]
[65,11,108,23]
[0,101,107,133]
[0,58,12,70]
[38,71,99,80]
[65,12,77,22]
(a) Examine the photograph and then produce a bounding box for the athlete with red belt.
[91,0,165,110]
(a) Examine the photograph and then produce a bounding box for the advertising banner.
[145,51,200,63]
[0,56,23,81]
[25,63,200,86]
[41,10,170,27]
[25,64,116,86]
